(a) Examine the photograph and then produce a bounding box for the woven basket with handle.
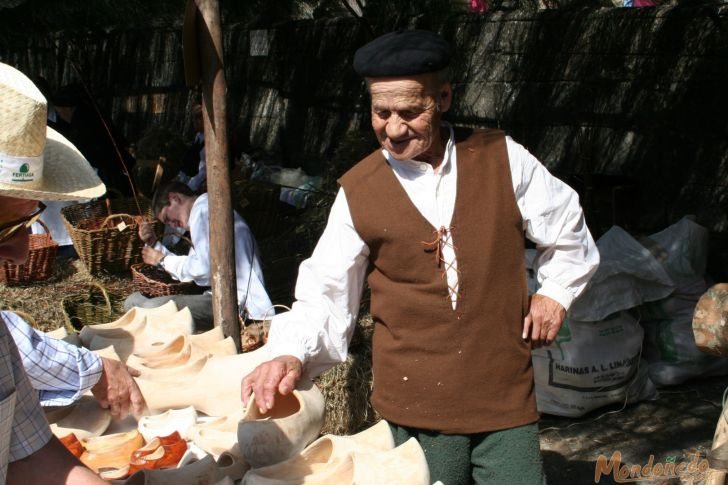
[61,198,159,275]
[0,220,58,285]
[61,282,114,333]
[130,263,206,298]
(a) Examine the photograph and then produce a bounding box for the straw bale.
[315,312,379,436]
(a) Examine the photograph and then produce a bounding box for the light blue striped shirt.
[0,315,53,482]
[2,311,103,407]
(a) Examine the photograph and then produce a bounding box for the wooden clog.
[79,301,178,345]
[242,437,428,485]
[123,454,218,485]
[133,335,193,369]
[59,432,85,458]
[243,419,394,482]
[130,355,209,382]
[88,308,196,361]
[135,346,273,416]
[138,406,198,442]
[47,326,68,340]
[131,431,183,460]
[191,428,238,457]
[79,302,178,346]
[127,439,188,475]
[48,395,112,440]
[215,452,250,482]
[352,437,430,485]
[237,380,326,468]
[80,429,145,472]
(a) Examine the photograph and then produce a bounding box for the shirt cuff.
[153,241,171,256]
[78,351,104,395]
[265,317,309,366]
[536,280,575,311]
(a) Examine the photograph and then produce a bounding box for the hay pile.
[315,312,379,436]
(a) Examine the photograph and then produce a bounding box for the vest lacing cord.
[421,226,461,300]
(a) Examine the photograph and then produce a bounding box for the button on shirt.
[0,316,53,483]
[155,194,273,320]
[267,125,600,377]
[2,311,103,407]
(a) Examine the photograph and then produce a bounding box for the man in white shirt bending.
[124,181,273,331]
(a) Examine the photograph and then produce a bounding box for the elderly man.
[125,181,272,330]
[0,62,108,483]
[242,31,599,483]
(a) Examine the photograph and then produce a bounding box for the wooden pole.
[193,0,241,351]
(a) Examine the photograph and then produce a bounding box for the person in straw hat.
[242,30,599,483]
[0,61,130,483]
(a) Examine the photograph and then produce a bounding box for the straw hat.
[0,62,105,201]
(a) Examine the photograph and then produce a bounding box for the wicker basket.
[61,198,159,275]
[0,220,58,285]
[61,283,114,333]
[130,263,205,298]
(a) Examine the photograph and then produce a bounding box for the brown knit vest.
[338,128,537,434]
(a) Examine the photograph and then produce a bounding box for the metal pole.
[194,0,241,351]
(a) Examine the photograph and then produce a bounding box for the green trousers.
[389,421,547,485]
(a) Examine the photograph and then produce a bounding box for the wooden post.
[192,0,241,351]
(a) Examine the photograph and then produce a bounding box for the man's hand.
[522,294,566,349]
[138,222,157,246]
[142,246,164,266]
[241,356,302,414]
[91,357,146,419]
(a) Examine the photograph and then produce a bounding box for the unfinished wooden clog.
[47,326,68,340]
[78,301,178,346]
[189,410,247,457]
[237,379,326,469]
[242,437,427,485]
[93,344,123,362]
[145,307,194,336]
[130,355,209,382]
[191,428,238,457]
[188,326,225,348]
[136,346,273,416]
[352,437,429,485]
[138,406,198,442]
[80,429,145,472]
[215,451,250,482]
[123,454,218,485]
[48,395,112,440]
[243,419,394,482]
[133,335,193,369]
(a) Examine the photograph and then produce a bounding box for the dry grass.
[0,258,135,332]
[315,313,379,436]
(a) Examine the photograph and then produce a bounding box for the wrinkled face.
[0,196,39,265]
[157,194,191,230]
[369,75,451,164]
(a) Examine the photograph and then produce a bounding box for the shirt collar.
[382,122,455,175]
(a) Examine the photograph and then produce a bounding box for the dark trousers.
[388,421,546,485]
[123,292,214,332]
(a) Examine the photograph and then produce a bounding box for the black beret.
[353,30,451,78]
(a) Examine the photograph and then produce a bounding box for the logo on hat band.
[0,153,43,185]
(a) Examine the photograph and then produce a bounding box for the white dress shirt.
[155,194,274,320]
[267,126,599,377]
